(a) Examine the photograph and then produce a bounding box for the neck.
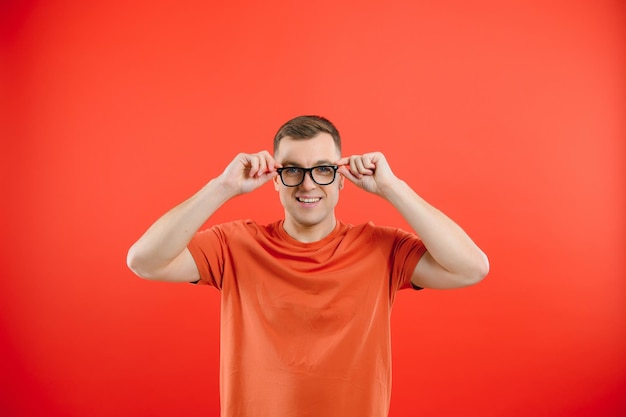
[282,217,337,243]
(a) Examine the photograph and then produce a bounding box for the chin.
[288,212,327,227]
[293,217,323,228]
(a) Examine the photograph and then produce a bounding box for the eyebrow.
[281,160,334,167]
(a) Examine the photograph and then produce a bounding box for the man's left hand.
[335,152,398,197]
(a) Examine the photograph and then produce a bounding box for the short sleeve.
[383,227,427,292]
[187,224,229,290]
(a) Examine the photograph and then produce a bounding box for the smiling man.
[127,115,489,417]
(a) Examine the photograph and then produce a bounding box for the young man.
[127,115,489,417]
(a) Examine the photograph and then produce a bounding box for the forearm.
[381,179,488,279]
[127,177,234,277]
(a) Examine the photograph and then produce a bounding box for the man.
[127,115,489,417]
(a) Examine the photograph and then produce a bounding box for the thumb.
[337,165,359,184]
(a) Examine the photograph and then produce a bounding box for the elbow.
[126,245,153,280]
[468,252,490,285]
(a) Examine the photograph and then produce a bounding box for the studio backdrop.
[1,1,624,416]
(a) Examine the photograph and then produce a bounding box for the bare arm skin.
[336,152,489,289]
[126,151,280,282]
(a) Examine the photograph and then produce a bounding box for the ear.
[338,175,345,190]
[273,174,280,191]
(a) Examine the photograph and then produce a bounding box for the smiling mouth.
[296,197,321,203]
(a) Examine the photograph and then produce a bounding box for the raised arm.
[336,152,489,289]
[126,151,280,282]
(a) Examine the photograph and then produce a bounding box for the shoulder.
[344,221,405,239]
[341,221,422,253]
[204,219,263,233]
[334,221,397,248]
[192,219,256,243]
[201,219,283,240]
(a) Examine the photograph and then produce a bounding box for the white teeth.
[298,197,320,203]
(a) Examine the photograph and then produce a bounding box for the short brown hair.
[273,115,341,154]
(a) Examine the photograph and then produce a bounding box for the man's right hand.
[127,150,281,282]
[217,151,282,196]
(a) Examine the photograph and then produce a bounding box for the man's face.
[273,133,343,236]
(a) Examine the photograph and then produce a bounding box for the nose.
[300,171,317,190]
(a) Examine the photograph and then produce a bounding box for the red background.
[1,0,625,416]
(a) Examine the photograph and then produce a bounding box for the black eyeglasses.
[276,165,339,187]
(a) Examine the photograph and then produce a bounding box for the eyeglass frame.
[275,165,339,187]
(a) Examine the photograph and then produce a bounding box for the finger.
[255,154,268,177]
[248,155,260,177]
[252,170,277,186]
[347,157,360,178]
[260,170,279,181]
[354,157,366,173]
[337,165,359,183]
[354,157,374,175]
[261,151,280,172]
[363,154,376,170]
[334,156,350,166]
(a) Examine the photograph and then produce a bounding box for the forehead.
[274,133,340,165]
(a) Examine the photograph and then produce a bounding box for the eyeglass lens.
[280,166,336,186]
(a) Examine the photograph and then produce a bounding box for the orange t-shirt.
[188,219,426,417]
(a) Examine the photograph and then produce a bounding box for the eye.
[283,167,302,176]
[314,166,334,175]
